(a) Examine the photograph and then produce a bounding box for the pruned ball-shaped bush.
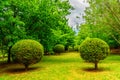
[53,44,65,54]
[11,39,44,70]
[79,38,110,70]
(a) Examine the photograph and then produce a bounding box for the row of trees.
[76,0,120,48]
[0,0,75,62]
[1,0,120,63]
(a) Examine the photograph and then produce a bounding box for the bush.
[68,46,74,52]
[53,44,65,54]
[79,38,110,70]
[74,45,80,51]
[11,39,44,70]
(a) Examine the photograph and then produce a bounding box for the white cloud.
[67,0,89,27]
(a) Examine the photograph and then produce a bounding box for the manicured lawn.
[0,52,120,80]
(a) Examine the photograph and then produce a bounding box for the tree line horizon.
[0,0,120,63]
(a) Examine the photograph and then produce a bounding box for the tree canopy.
[77,0,120,48]
[0,0,75,61]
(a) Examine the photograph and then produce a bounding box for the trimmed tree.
[79,38,110,70]
[11,39,44,70]
[53,44,65,54]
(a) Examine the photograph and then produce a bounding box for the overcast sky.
[67,0,89,28]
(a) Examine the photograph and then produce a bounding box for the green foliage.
[0,0,72,58]
[11,39,44,70]
[68,46,74,52]
[20,0,72,53]
[53,44,65,54]
[80,0,120,48]
[80,38,110,62]
[51,27,75,52]
[79,38,110,69]
[74,45,80,51]
[0,0,28,62]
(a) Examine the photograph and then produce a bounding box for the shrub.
[79,38,110,70]
[11,39,44,70]
[53,44,65,54]
[68,46,74,52]
[74,45,80,51]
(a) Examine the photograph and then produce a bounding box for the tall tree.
[20,0,72,52]
[0,0,26,63]
[0,0,73,56]
[78,0,120,47]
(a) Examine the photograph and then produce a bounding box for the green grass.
[0,52,120,80]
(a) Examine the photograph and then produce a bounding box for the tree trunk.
[7,46,12,63]
[94,62,98,70]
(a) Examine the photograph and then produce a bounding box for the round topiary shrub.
[79,38,110,70]
[53,44,65,54]
[11,39,44,70]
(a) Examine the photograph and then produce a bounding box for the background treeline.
[0,0,120,62]
[0,0,75,56]
[77,0,120,48]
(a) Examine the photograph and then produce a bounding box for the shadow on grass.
[4,67,40,74]
[82,67,110,72]
[0,62,42,73]
[0,62,16,69]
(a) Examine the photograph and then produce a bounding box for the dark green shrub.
[68,46,74,52]
[79,38,110,70]
[53,44,65,54]
[11,39,44,70]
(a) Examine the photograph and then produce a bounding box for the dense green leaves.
[79,38,110,69]
[19,0,72,52]
[78,0,120,48]
[0,0,26,51]
[53,44,65,54]
[11,39,44,70]
[0,0,74,61]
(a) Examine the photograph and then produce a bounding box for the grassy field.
[0,52,120,80]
